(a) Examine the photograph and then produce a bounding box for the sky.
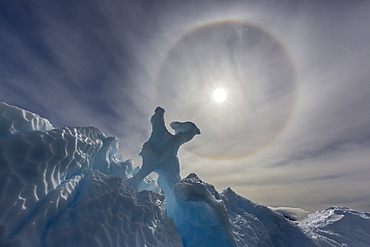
[1,0,370,213]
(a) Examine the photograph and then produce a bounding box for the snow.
[268,206,311,222]
[222,188,317,246]
[299,206,370,247]
[1,102,370,247]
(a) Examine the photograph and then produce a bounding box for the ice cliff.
[1,102,369,247]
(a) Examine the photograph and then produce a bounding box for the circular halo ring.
[155,19,298,160]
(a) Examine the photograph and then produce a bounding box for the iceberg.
[1,102,370,247]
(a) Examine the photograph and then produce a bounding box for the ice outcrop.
[128,107,316,247]
[128,106,200,194]
[0,102,182,247]
[170,174,317,247]
[299,206,370,247]
[0,102,53,139]
[171,174,238,247]
[45,171,181,247]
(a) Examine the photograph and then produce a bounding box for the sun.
[212,88,227,103]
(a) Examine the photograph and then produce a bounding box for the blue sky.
[1,0,370,212]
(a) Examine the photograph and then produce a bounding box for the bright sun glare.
[213,88,227,103]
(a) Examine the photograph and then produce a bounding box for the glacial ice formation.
[168,173,316,247]
[171,173,238,246]
[128,107,314,246]
[44,171,181,247]
[1,102,370,247]
[128,106,200,194]
[0,102,181,247]
[0,102,53,138]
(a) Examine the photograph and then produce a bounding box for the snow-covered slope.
[299,206,370,247]
[1,102,370,247]
[222,187,317,247]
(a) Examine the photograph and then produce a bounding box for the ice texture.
[45,171,181,247]
[1,102,370,247]
[171,173,238,246]
[0,102,53,139]
[299,206,370,247]
[0,102,181,247]
[221,188,317,247]
[170,174,317,247]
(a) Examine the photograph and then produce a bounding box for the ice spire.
[127,107,200,192]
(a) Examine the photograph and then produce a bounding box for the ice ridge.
[0,102,53,139]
